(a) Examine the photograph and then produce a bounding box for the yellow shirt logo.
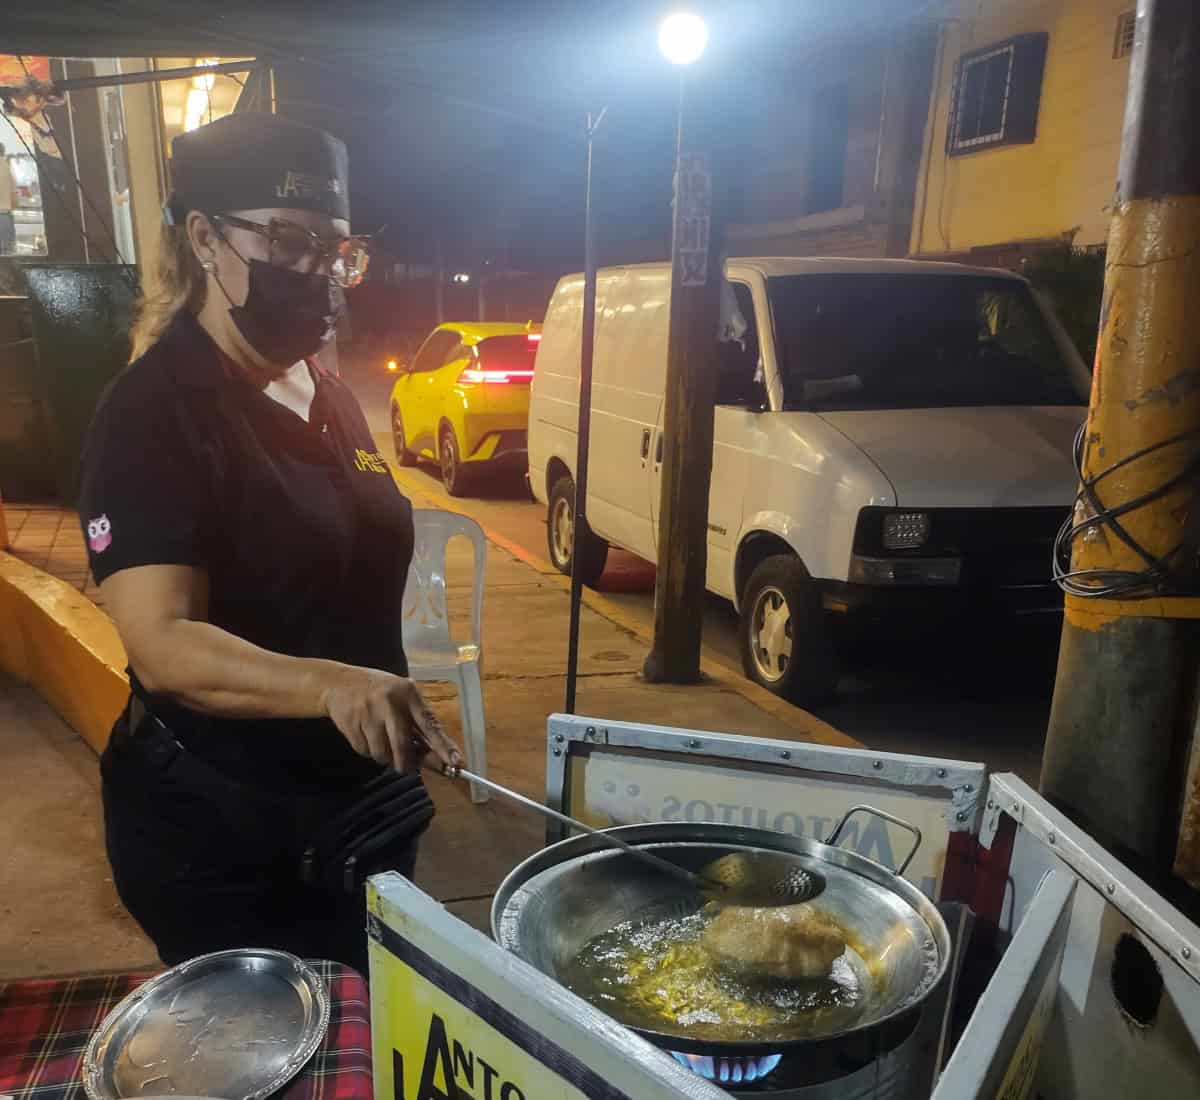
[355,448,389,474]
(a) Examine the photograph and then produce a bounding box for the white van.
[528,258,1089,703]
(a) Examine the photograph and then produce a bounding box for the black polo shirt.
[79,312,413,792]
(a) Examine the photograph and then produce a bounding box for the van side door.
[585,267,669,560]
[649,279,768,602]
[707,280,771,601]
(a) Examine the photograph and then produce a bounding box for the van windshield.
[768,274,1087,411]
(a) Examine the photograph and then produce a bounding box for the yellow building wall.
[912,0,1133,256]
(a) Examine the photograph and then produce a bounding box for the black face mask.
[228,259,343,366]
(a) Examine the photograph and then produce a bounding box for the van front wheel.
[547,474,608,587]
[739,555,840,707]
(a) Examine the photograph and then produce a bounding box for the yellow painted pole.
[1041,0,1200,876]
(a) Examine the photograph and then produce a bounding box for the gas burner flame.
[670,1051,784,1085]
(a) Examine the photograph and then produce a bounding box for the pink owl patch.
[87,514,112,553]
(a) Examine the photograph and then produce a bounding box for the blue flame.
[670,1051,784,1085]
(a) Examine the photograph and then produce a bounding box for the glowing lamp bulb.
[387,359,398,371]
[658,11,708,66]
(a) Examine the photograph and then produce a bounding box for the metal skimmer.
[437,763,826,906]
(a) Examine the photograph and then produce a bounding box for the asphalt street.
[343,350,1054,784]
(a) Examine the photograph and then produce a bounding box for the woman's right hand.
[322,668,463,774]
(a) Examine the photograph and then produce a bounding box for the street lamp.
[657,11,708,66]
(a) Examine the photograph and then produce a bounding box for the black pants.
[100,712,419,976]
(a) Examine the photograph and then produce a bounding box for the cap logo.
[275,170,342,200]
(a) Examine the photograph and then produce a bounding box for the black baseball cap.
[165,113,349,224]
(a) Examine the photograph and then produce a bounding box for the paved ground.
[0,673,157,977]
[343,352,1054,785]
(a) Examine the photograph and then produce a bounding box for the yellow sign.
[992,953,1058,1100]
[370,925,633,1100]
[355,448,389,474]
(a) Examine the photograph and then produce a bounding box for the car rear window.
[477,335,539,372]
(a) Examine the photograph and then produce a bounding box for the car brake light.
[458,368,535,384]
[527,333,542,342]
[387,359,398,371]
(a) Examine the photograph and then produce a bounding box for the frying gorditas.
[702,902,847,979]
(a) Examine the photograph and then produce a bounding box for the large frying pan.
[491,817,951,1057]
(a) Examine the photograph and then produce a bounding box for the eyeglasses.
[212,214,370,288]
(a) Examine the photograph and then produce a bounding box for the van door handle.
[655,432,664,466]
[641,428,651,460]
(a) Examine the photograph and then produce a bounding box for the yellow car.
[388,321,541,496]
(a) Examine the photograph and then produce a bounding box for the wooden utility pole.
[1041,0,1200,878]
[643,75,728,685]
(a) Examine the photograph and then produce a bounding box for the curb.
[388,468,860,750]
[0,551,127,754]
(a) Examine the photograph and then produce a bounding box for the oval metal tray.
[83,949,330,1100]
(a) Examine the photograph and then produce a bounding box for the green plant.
[1021,237,1106,368]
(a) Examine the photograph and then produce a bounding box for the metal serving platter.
[83,949,330,1100]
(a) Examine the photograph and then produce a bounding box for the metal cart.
[368,714,1200,1099]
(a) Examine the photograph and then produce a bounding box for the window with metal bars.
[946,33,1048,156]
[1113,11,1136,59]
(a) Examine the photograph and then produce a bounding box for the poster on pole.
[675,153,711,287]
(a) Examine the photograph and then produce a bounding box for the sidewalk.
[1,499,855,977]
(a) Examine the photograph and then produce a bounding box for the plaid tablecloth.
[0,961,371,1100]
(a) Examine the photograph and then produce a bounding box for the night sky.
[8,1,927,276]
[270,7,699,275]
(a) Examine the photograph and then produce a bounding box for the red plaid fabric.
[0,961,371,1100]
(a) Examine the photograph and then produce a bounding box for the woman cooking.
[79,113,461,975]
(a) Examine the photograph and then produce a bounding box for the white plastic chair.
[403,509,489,803]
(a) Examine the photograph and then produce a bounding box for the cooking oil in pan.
[561,905,873,1043]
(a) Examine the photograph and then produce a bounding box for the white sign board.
[564,747,959,899]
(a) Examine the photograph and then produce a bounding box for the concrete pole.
[643,73,726,685]
[1041,0,1200,874]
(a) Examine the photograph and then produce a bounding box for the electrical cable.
[9,55,138,290]
[1053,420,1200,599]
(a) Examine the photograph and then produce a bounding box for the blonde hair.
[128,223,207,362]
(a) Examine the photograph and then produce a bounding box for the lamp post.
[643,10,724,687]
[563,106,607,713]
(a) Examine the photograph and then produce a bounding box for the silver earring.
[201,259,215,273]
